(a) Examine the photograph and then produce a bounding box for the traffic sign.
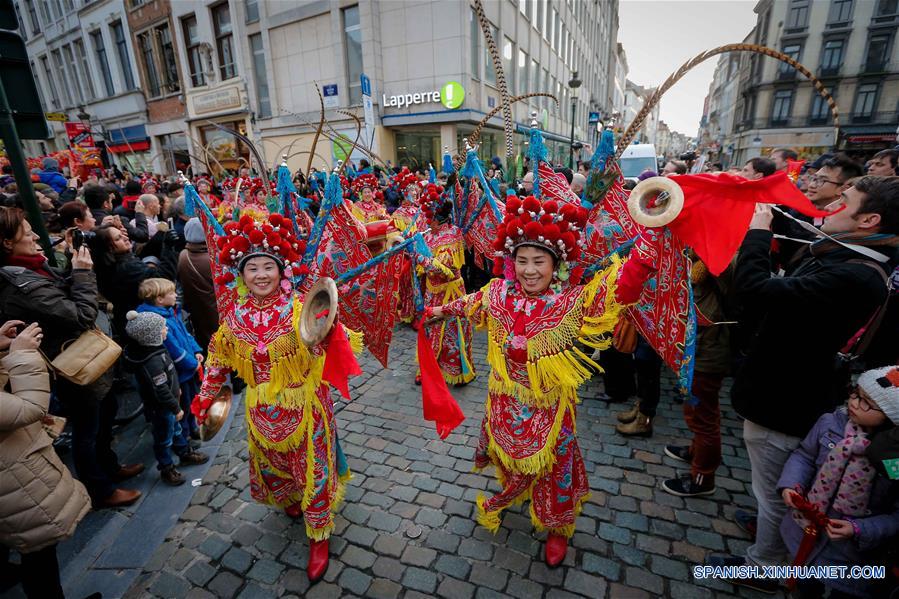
[322,83,338,109]
[360,74,371,97]
[588,111,600,123]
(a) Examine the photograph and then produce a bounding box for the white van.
[619,144,658,180]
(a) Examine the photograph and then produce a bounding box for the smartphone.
[72,229,84,251]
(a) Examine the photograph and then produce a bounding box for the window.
[828,0,853,22]
[130,0,146,7]
[74,40,96,101]
[549,8,556,48]
[865,34,890,71]
[213,2,236,80]
[14,1,27,39]
[61,0,72,12]
[39,55,60,109]
[530,58,538,97]
[518,49,528,94]
[245,0,259,23]
[554,9,561,52]
[469,8,479,78]
[821,39,844,72]
[854,83,878,117]
[112,20,136,90]
[519,0,526,16]
[540,0,546,39]
[484,23,497,85]
[183,15,205,87]
[342,5,362,105]
[529,0,537,23]
[138,32,161,97]
[810,93,832,123]
[24,0,39,34]
[877,0,897,16]
[249,34,270,117]
[62,44,84,104]
[502,37,514,92]
[780,43,801,73]
[37,0,49,25]
[787,0,809,29]
[771,89,793,123]
[91,30,115,96]
[157,24,179,92]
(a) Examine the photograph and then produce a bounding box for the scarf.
[792,418,876,529]
[3,254,52,278]
[809,232,899,258]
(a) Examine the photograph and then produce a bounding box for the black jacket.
[731,229,895,438]
[91,208,150,243]
[0,266,98,360]
[96,235,178,339]
[123,344,180,415]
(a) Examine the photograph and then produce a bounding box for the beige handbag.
[47,328,121,386]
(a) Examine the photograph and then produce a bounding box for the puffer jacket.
[0,349,90,552]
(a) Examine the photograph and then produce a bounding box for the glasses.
[808,175,841,187]
[850,390,883,413]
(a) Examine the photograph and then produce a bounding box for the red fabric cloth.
[4,254,51,278]
[667,171,837,275]
[322,322,362,400]
[417,324,465,439]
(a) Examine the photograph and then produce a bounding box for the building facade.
[731,0,899,164]
[17,0,149,169]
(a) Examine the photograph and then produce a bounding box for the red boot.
[284,503,302,519]
[545,533,567,568]
[307,539,329,582]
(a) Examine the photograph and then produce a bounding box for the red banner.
[64,122,102,168]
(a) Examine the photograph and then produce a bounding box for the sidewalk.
[116,326,772,599]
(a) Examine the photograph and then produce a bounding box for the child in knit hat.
[123,310,208,486]
[776,366,899,598]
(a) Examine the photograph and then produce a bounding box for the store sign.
[323,84,339,109]
[193,86,242,115]
[64,122,102,168]
[46,112,67,122]
[382,81,465,110]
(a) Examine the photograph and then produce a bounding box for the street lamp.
[77,106,91,129]
[568,71,581,169]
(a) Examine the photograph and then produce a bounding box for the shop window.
[159,133,191,175]
[395,132,440,170]
[343,5,363,105]
[200,121,250,177]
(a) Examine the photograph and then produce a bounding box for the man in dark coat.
[720,176,899,592]
[177,218,218,350]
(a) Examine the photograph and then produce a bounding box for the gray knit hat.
[858,366,899,424]
[125,310,166,346]
[184,217,205,243]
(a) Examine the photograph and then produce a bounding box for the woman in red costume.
[350,173,387,223]
[417,183,476,386]
[191,211,350,583]
[390,168,423,233]
[427,194,659,567]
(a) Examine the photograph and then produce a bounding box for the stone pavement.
[122,326,779,599]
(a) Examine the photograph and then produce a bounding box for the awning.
[107,140,150,153]
[107,124,149,153]
[844,134,896,144]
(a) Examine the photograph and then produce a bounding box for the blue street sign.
[323,84,338,97]
[588,111,600,123]
[360,74,371,97]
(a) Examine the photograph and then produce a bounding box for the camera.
[72,229,96,251]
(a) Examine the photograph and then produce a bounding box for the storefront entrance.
[198,120,251,177]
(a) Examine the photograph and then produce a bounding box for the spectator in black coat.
[721,176,899,592]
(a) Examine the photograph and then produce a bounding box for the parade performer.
[417,183,476,386]
[195,176,220,207]
[189,173,360,582]
[426,192,661,567]
[350,173,387,223]
[390,168,423,232]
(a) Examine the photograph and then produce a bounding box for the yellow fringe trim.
[529,491,591,539]
[476,494,502,533]
[481,256,625,408]
[346,328,364,355]
[211,297,322,396]
[481,392,573,478]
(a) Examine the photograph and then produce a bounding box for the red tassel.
[786,527,819,590]
[322,323,362,400]
[417,325,465,438]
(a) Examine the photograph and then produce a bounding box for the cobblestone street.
[122,326,774,599]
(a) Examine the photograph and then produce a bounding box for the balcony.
[818,65,841,77]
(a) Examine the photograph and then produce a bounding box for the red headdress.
[392,167,419,193]
[195,176,214,190]
[418,183,447,222]
[493,195,588,265]
[351,173,379,195]
[214,212,307,279]
[141,177,158,193]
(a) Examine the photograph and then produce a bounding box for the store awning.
[107,124,149,153]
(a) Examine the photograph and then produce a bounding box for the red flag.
[322,322,362,400]
[416,325,465,439]
[667,171,838,275]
